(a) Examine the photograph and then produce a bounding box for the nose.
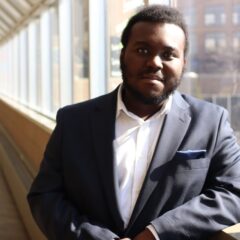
[146,55,163,70]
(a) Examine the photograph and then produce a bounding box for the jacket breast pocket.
[150,156,210,182]
[176,157,210,171]
[173,150,209,171]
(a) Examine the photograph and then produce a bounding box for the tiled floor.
[0,169,29,240]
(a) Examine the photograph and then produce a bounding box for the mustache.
[138,69,164,82]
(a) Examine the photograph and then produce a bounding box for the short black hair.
[121,4,189,56]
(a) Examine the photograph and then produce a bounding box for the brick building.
[177,0,240,97]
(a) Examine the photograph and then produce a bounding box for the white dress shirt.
[113,85,172,238]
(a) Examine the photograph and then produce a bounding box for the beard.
[120,60,182,106]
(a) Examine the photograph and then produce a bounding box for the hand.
[133,228,156,240]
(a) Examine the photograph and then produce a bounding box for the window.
[3,42,12,97]
[233,32,240,50]
[19,30,28,105]
[12,35,20,101]
[148,0,171,5]
[28,20,41,110]
[233,4,240,25]
[183,8,196,26]
[204,5,225,26]
[123,0,144,13]
[58,0,73,107]
[107,0,146,92]
[177,0,240,141]
[205,33,226,52]
[205,13,216,25]
[37,6,61,117]
[40,10,52,115]
[50,7,60,114]
[73,0,89,103]
[205,36,216,51]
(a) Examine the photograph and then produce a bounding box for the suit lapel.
[91,89,124,230]
[127,91,192,229]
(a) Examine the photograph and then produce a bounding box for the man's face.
[120,22,186,105]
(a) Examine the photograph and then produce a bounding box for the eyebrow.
[134,41,149,46]
[134,41,177,51]
[132,41,180,56]
[164,46,177,52]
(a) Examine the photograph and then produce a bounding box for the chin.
[134,89,171,105]
[143,94,169,105]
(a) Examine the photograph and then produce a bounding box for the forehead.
[128,22,186,50]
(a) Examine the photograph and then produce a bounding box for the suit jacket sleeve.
[27,109,119,240]
[151,108,240,240]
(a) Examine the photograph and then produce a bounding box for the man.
[28,5,240,240]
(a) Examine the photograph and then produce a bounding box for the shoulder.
[54,88,118,125]
[174,91,227,117]
[172,91,230,131]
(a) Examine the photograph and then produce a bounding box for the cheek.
[164,63,184,78]
[124,58,143,76]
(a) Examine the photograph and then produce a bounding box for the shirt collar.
[116,84,172,120]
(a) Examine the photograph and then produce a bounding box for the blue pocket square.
[176,150,206,159]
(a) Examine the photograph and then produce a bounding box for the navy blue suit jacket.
[28,89,240,240]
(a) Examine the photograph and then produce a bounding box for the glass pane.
[36,21,42,109]
[177,0,240,141]
[107,0,146,92]
[19,29,28,105]
[59,0,73,106]
[73,0,89,103]
[13,35,19,101]
[50,6,60,114]
[28,21,39,109]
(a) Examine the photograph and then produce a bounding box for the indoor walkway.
[0,169,29,240]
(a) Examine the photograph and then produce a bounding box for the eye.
[136,48,149,55]
[161,51,174,60]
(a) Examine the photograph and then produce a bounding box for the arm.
[150,109,240,240]
[27,109,119,240]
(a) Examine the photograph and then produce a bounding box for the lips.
[140,74,164,82]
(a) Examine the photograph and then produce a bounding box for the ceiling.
[0,0,55,45]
